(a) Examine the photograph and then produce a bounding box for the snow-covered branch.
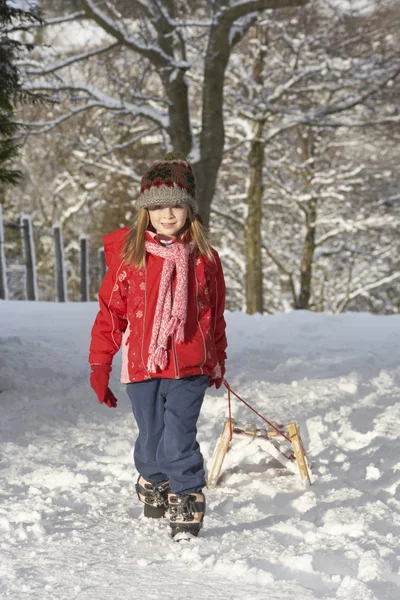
[305,116,400,128]
[130,0,153,20]
[211,206,244,228]
[97,126,160,158]
[223,0,308,24]
[315,227,354,247]
[263,169,308,217]
[22,82,169,129]
[72,155,141,182]
[266,67,322,103]
[335,272,400,313]
[81,0,190,70]
[28,11,85,28]
[24,43,119,76]
[13,102,106,136]
[310,66,400,121]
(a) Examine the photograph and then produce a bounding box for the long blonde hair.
[123,206,214,268]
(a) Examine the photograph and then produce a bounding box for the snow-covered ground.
[1,302,400,600]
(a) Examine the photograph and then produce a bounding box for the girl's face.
[148,203,189,238]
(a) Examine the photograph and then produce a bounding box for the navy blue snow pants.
[126,375,209,495]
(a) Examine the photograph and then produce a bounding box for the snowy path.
[1,303,400,599]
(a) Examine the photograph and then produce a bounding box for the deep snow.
[1,302,400,600]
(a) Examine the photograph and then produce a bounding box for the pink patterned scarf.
[145,239,195,372]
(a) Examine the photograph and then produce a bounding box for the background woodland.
[1,0,399,313]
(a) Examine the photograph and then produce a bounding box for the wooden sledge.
[207,417,312,488]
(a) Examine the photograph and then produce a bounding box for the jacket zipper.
[194,255,207,373]
[171,280,180,379]
[172,335,179,379]
[141,266,151,378]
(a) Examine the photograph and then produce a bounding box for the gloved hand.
[208,360,226,390]
[90,364,118,408]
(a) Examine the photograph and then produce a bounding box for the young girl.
[89,152,227,540]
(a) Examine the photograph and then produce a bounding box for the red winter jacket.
[89,227,227,383]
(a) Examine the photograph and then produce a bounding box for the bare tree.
[244,24,266,314]
[19,0,308,226]
[217,1,400,312]
[7,1,399,313]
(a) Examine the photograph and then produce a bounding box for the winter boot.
[135,476,170,518]
[168,491,206,539]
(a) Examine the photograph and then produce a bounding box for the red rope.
[227,383,233,441]
[223,380,292,444]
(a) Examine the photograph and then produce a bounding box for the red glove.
[208,361,226,390]
[90,364,118,408]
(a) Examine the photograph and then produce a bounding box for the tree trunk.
[0,204,8,300]
[196,17,232,227]
[244,24,266,314]
[79,235,89,302]
[98,247,106,284]
[298,199,316,309]
[165,71,193,157]
[297,127,316,310]
[21,215,38,301]
[196,0,308,225]
[245,119,265,314]
[53,224,68,302]
[156,1,193,156]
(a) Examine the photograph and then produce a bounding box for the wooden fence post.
[21,214,38,301]
[98,247,106,285]
[0,204,8,300]
[53,224,68,302]
[80,235,89,302]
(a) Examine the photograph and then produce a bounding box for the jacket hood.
[102,226,130,267]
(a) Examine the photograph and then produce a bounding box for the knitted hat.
[138,151,197,212]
